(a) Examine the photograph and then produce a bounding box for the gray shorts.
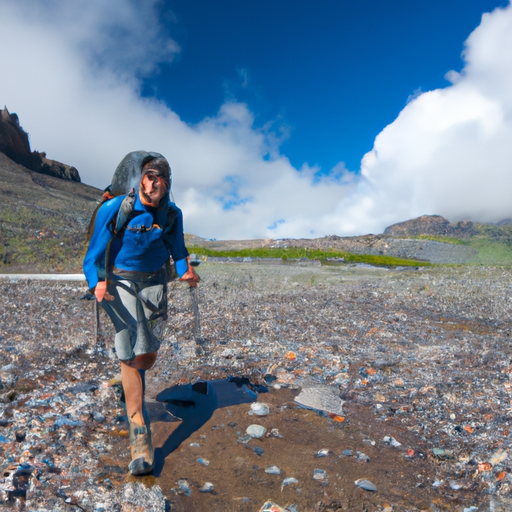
[101,267,167,361]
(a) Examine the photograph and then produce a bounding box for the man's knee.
[121,352,157,370]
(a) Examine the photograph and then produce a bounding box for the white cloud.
[350,3,512,233]
[1,0,511,239]
[0,0,354,239]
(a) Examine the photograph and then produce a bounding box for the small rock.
[196,457,209,466]
[176,479,191,496]
[265,465,281,475]
[258,502,287,512]
[249,402,270,416]
[271,428,283,438]
[15,431,26,442]
[355,478,377,492]
[357,451,370,462]
[317,449,330,457]
[199,482,214,493]
[432,480,443,488]
[313,468,328,481]
[383,436,402,447]
[490,450,508,466]
[246,424,267,439]
[281,477,298,490]
[403,449,415,459]
[294,385,344,416]
[69,382,99,395]
[342,449,353,456]
[254,446,264,456]
[93,411,106,422]
[433,447,453,459]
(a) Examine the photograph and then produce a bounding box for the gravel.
[1,261,512,510]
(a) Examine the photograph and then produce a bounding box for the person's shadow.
[150,378,261,477]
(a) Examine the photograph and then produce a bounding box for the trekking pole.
[188,255,206,355]
[189,255,202,339]
[189,286,201,339]
[95,297,101,348]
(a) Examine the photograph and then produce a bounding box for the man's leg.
[121,352,157,475]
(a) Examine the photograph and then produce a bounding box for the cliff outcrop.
[0,107,80,182]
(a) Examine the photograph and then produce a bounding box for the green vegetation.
[466,240,512,265]
[403,228,512,265]
[0,203,88,272]
[188,246,431,267]
[406,234,468,245]
[473,222,512,245]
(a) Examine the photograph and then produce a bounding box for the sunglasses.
[143,171,166,186]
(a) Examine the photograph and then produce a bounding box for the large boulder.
[0,106,80,182]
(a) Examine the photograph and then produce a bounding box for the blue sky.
[1,0,512,239]
[149,0,508,173]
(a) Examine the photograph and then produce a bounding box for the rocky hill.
[384,214,477,237]
[0,107,80,182]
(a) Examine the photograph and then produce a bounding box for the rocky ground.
[1,261,512,511]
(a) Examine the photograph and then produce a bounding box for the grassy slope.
[404,223,512,265]
[0,153,102,272]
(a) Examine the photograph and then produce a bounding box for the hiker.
[83,151,199,475]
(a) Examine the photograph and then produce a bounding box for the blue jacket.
[83,194,189,290]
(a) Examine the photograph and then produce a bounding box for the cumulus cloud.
[1,0,511,239]
[349,2,512,233]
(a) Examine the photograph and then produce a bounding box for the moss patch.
[188,246,431,267]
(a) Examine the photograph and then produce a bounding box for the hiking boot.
[128,404,154,476]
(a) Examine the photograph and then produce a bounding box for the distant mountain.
[384,215,478,238]
[0,107,80,182]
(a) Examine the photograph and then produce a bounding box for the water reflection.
[151,378,263,476]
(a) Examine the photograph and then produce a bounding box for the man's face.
[140,170,167,206]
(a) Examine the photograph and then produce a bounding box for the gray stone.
[246,424,267,439]
[199,482,215,493]
[281,477,298,490]
[355,479,377,492]
[265,465,281,475]
[294,385,344,416]
[313,468,328,481]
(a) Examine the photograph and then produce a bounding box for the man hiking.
[83,151,199,475]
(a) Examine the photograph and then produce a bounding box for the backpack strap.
[114,188,137,235]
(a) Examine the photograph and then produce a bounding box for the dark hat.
[111,151,171,195]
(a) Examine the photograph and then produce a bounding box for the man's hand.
[179,257,200,288]
[94,281,115,302]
